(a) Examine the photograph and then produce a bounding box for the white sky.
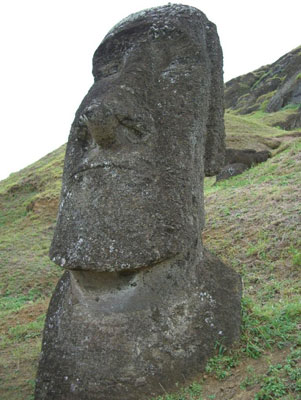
[0,0,300,181]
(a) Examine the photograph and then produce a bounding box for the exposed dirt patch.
[0,300,49,335]
[276,131,301,141]
[0,338,41,400]
[201,347,292,400]
[26,197,59,216]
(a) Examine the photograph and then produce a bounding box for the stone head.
[50,4,225,272]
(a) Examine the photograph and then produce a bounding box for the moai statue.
[35,5,241,400]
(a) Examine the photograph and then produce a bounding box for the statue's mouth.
[72,161,135,179]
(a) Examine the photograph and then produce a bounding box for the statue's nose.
[80,104,118,148]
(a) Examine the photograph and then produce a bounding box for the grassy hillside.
[0,117,300,399]
[225,108,301,152]
[0,146,65,399]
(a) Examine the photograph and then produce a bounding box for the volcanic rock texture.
[35,5,241,400]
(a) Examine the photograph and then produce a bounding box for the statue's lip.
[71,161,135,179]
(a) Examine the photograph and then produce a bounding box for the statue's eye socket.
[116,116,147,143]
[123,128,146,144]
[99,64,119,78]
[76,116,93,147]
[78,114,88,126]
[75,125,90,145]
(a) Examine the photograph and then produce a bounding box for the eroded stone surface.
[35,5,240,400]
[35,249,241,400]
[49,4,225,272]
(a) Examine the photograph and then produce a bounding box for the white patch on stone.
[199,291,216,305]
[59,199,65,212]
[70,383,77,392]
[120,84,135,94]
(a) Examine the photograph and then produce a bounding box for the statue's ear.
[204,22,225,177]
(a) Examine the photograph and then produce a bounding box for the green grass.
[241,298,300,358]
[225,111,286,137]
[0,146,64,399]
[205,344,239,380]
[224,112,284,151]
[243,105,301,130]
[254,348,301,399]
[240,347,301,399]
[200,140,301,399]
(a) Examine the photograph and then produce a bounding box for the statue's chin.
[51,164,197,272]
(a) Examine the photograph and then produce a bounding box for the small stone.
[216,163,249,182]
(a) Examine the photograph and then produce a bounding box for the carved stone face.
[50,7,215,272]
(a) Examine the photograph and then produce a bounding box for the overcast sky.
[0,0,300,181]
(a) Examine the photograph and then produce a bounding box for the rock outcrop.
[214,148,271,183]
[35,5,241,400]
[216,163,249,183]
[225,45,301,122]
[225,148,271,168]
